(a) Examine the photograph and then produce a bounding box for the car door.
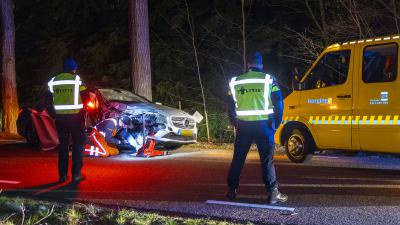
[355,42,400,152]
[299,47,354,149]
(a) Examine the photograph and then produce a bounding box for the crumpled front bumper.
[151,128,197,145]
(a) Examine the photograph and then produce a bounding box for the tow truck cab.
[275,34,400,162]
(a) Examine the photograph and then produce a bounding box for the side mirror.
[291,77,296,91]
[291,68,301,91]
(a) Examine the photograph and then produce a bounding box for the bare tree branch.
[184,0,211,142]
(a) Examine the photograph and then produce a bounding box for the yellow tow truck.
[275,34,400,162]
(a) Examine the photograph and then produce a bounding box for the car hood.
[123,102,192,118]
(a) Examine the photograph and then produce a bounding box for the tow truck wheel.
[285,128,314,163]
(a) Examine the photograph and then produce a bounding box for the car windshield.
[98,88,150,103]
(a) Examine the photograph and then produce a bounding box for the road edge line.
[206,200,295,212]
[0,180,20,184]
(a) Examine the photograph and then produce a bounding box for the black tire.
[16,109,39,147]
[284,128,314,163]
[163,145,182,151]
[25,122,39,146]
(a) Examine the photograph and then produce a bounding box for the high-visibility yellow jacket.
[229,70,281,121]
[48,73,87,115]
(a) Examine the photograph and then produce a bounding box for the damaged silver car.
[17,87,199,152]
[88,88,198,150]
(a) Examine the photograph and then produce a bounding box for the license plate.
[179,129,193,137]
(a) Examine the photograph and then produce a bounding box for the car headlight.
[170,116,196,129]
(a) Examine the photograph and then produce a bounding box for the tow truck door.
[354,42,400,152]
[299,46,354,149]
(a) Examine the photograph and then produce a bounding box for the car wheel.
[285,128,314,163]
[25,121,39,147]
[17,109,39,147]
[163,145,182,151]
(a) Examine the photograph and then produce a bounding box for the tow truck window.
[362,43,398,83]
[302,50,350,90]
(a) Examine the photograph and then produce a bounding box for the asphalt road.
[2,142,400,225]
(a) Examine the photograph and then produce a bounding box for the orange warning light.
[87,101,95,109]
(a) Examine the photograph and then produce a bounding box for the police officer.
[48,58,88,183]
[226,52,287,204]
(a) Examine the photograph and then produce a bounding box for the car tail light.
[87,101,95,109]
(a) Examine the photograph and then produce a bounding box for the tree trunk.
[129,0,152,101]
[392,0,400,33]
[318,0,328,40]
[0,0,19,135]
[241,0,246,72]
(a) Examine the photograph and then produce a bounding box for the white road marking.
[239,183,400,188]
[204,183,400,188]
[206,200,295,212]
[0,140,25,143]
[313,155,339,159]
[0,180,20,184]
[110,151,204,161]
[302,176,400,183]
[281,184,400,188]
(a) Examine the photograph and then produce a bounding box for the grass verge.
[0,195,250,225]
[179,142,234,151]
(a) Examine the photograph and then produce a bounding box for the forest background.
[12,0,400,142]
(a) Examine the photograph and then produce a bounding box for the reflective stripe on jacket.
[229,71,280,121]
[48,73,86,114]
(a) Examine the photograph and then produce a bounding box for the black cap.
[63,57,78,72]
[248,51,263,65]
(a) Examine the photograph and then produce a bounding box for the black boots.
[226,187,288,204]
[59,175,68,183]
[226,188,237,200]
[72,175,86,183]
[268,188,288,204]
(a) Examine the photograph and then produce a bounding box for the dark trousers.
[227,120,277,191]
[55,113,86,178]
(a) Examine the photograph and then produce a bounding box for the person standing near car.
[226,52,288,204]
[48,58,89,183]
